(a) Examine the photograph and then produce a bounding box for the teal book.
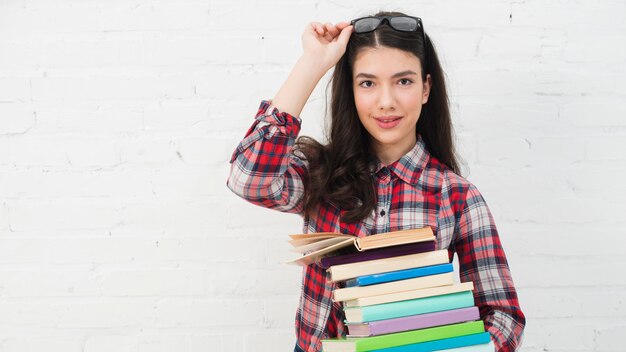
[344,291,475,323]
[434,341,495,351]
[370,332,491,351]
[321,321,485,352]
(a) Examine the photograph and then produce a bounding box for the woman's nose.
[377,85,396,110]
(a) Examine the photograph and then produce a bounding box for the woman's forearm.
[271,53,330,118]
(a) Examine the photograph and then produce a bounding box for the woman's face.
[352,46,431,164]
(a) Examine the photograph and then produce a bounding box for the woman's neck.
[373,136,417,166]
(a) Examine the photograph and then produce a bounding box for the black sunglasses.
[350,16,428,68]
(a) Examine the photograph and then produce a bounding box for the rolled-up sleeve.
[453,185,526,351]
[226,100,307,215]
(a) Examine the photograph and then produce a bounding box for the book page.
[286,238,356,266]
[291,237,357,254]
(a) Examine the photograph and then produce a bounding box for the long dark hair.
[295,10,460,223]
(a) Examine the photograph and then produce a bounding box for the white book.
[328,249,449,282]
[333,272,454,302]
[343,282,474,308]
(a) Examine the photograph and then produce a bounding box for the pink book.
[346,306,480,337]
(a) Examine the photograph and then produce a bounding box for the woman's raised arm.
[226,22,353,214]
[271,21,353,117]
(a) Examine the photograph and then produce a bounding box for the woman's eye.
[359,80,373,88]
[399,78,413,85]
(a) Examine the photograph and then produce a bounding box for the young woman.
[227,11,525,352]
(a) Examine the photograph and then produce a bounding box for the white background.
[1,0,625,351]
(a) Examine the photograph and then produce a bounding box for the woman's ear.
[422,74,432,104]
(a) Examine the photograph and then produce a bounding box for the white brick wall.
[0,1,624,351]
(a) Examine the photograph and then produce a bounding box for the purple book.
[346,306,480,337]
[318,240,436,269]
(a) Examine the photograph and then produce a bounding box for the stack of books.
[287,228,494,352]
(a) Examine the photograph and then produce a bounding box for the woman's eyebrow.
[355,70,417,79]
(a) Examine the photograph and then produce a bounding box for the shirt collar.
[369,134,430,186]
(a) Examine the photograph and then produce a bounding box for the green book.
[321,320,485,352]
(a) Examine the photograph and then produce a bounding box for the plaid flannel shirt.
[227,100,525,352]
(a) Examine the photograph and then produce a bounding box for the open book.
[286,227,435,266]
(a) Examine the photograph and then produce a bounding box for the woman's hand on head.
[302,21,353,71]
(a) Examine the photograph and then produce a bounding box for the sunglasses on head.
[350,15,428,68]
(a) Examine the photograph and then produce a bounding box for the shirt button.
[380,210,386,217]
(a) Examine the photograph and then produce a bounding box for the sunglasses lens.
[389,17,419,31]
[354,18,381,32]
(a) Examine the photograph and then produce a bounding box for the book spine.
[343,282,474,308]
[354,263,454,287]
[356,227,434,251]
[346,324,372,337]
[367,332,491,352]
[355,321,485,351]
[367,307,480,336]
[347,291,474,323]
[429,341,494,352]
[329,250,449,282]
[319,241,436,269]
[334,272,453,302]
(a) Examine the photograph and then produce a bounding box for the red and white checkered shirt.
[227,100,525,352]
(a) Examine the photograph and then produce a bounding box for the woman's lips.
[374,116,403,129]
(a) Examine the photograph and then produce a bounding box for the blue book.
[344,291,475,323]
[345,263,454,287]
[370,332,491,352]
